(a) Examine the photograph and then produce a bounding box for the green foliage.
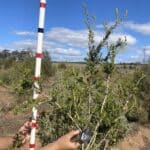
[136,62,150,122]
[38,108,74,146]
[37,8,136,150]
[0,57,34,88]
[12,58,34,95]
[58,62,67,69]
[12,134,23,149]
[0,59,15,69]
[0,50,55,113]
[42,50,55,78]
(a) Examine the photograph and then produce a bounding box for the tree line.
[0,49,34,61]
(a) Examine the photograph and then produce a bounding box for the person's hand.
[41,130,80,150]
[18,120,32,144]
[55,130,80,150]
[13,119,41,149]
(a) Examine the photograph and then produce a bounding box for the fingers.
[18,121,31,135]
[68,130,80,139]
[17,120,33,145]
[74,141,80,147]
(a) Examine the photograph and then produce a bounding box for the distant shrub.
[123,64,127,69]
[0,50,55,92]
[58,62,67,69]
[137,62,150,122]
[42,50,55,78]
[0,59,14,69]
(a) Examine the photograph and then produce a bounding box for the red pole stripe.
[32,122,37,127]
[29,144,35,148]
[36,53,42,58]
[40,2,46,8]
[33,76,40,80]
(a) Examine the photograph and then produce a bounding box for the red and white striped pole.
[29,0,46,149]
[29,107,38,150]
[33,0,46,100]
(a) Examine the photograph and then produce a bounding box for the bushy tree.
[37,8,138,150]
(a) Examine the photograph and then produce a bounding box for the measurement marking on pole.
[40,2,46,8]
[33,77,40,81]
[38,28,44,33]
[31,122,37,127]
[36,53,42,58]
[29,144,35,148]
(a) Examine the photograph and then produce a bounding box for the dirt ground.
[0,86,150,150]
[113,125,150,150]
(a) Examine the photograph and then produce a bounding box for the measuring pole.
[29,0,46,149]
[33,0,46,100]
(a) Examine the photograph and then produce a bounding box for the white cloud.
[1,27,137,62]
[0,46,4,50]
[118,45,150,63]
[125,22,150,35]
[51,47,81,56]
[46,27,88,49]
[130,55,139,59]
[146,50,150,56]
[46,27,136,48]
[109,33,136,45]
[94,32,136,46]
[143,46,150,56]
[12,39,36,49]
[14,31,35,36]
[51,54,84,62]
[13,28,137,50]
[5,39,81,57]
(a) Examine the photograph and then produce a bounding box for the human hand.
[41,130,80,150]
[17,120,34,144]
[12,120,32,148]
[55,130,80,150]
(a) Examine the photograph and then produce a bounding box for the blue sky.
[0,0,150,62]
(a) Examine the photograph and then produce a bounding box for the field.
[0,57,150,149]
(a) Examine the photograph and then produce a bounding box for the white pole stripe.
[39,9,46,28]
[35,59,42,77]
[37,33,44,53]
[40,0,46,3]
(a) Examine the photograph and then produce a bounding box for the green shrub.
[58,62,67,69]
[37,9,134,149]
[137,62,150,122]
[42,50,55,78]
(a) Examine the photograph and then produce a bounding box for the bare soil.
[0,86,30,136]
[113,124,150,150]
